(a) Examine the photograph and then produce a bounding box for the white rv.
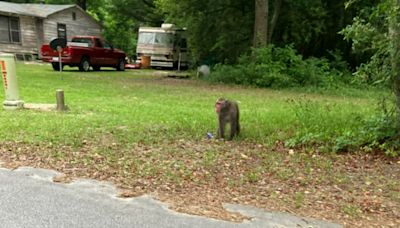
[136,23,188,69]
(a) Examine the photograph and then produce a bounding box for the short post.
[56,89,66,111]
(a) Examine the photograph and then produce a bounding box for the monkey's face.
[215,98,227,113]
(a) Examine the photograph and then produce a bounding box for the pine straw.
[0,140,399,227]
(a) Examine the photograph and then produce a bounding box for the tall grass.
[0,63,387,149]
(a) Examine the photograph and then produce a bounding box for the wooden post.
[56,89,66,111]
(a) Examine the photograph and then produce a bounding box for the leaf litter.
[0,140,399,227]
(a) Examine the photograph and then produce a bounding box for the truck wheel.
[116,59,125,71]
[51,62,63,71]
[93,66,101,71]
[79,57,90,72]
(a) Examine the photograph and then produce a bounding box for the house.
[0,2,102,60]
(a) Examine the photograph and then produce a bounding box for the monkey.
[215,98,240,140]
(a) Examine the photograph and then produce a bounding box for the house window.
[0,15,21,43]
[72,12,76,21]
[57,23,67,40]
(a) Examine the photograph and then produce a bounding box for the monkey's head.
[215,98,228,113]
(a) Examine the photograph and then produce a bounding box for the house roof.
[0,2,76,18]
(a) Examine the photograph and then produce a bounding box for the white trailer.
[136,24,188,69]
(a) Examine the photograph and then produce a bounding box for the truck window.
[103,41,112,49]
[95,38,103,48]
[71,37,93,46]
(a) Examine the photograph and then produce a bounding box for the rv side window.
[155,33,173,46]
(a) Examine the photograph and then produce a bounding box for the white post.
[0,53,24,110]
[57,46,62,73]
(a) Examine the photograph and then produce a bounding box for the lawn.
[0,63,399,227]
[0,63,383,145]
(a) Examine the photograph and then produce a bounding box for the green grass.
[0,63,389,147]
[1,63,399,226]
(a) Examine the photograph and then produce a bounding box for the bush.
[284,97,399,157]
[207,45,345,88]
[335,99,400,156]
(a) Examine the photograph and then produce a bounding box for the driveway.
[0,166,342,228]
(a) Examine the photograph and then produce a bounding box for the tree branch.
[268,0,282,43]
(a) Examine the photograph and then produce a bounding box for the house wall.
[0,6,101,59]
[43,7,102,44]
[0,15,38,57]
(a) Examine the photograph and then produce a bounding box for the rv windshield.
[138,32,173,47]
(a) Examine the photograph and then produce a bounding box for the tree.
[76,0,86,10]
[110,0,164,25]
[253,0,282,47]
[389,0,400,121]
[268,0,282,43]
[156,0,254,64]
[253,0,268,47]
[340,1,391,84]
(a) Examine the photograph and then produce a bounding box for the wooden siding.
[43,7,102,44]
[0,6,101,59]
[0,15,38,55]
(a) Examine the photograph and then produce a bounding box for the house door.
[57,23,67,40]
[36,18,44,58]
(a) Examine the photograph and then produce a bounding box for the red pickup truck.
[41,36,126,72]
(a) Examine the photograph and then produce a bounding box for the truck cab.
[41,36,126,71]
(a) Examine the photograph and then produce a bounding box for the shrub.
[207,45,344,88]
[332,98,399,156]
[284,97,399,157]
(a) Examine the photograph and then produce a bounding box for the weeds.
[342,204,362,217]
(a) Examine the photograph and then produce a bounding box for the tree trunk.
[389,0,400,123]
[268,0,282,43]
[253,0,268,47]
[76,0,87,11]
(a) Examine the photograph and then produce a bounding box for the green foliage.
[342,204,362,217]
[101,14,138,58]
[80,0,138,59]
[208,45,346,89]
[274,1,328,51]
[156,0,254,64]
[281,95,399,156]
[294,192,305,209]
[156,0,368,65]
[284,97,367,150]
[334,99,400,156]
[110,0,163,25]
[340,0,393,85]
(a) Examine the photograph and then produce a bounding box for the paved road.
[0,166,342,228]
